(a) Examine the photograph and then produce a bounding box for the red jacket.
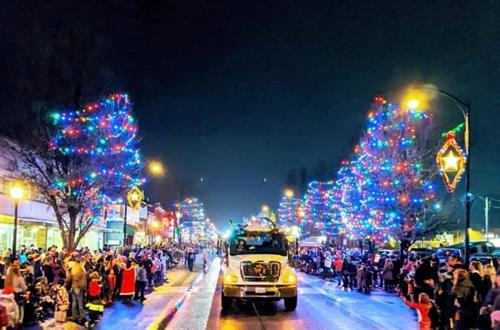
[88,280,101,298]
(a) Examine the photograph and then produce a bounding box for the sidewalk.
[30,260,203,330]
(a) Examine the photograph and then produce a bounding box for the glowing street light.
[406,85,472,265]
[261,205,270,213]
[148,160,165,177]
[284,189,294,199]
[9,183,25,259]
[407,99,421,110]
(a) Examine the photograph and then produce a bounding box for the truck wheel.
[284,295,297,311]
[221,291,231,313]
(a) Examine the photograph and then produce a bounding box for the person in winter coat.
[54,279,69,323]
[0,287,19,328]
[134,262,148,303]
[470,261,489,303]
[334,256,343,287]
[383,260,394,292]
[86,272,103,326]
[403,292,434,330]
[480,270,500,329]
[452,268,477,330]
[67,258,87,324]
[415,257,438,301]
[323,252,333,280]
[120,260,136,302]
[4,264,27,324]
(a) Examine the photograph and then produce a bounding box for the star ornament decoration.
[436,132,467,193]
[127,186,143,210]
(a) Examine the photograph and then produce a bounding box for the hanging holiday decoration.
[127,186,143,210]
[436,132,467,193]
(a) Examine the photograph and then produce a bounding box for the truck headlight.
[223,272,238,284]
[283,270,297,284]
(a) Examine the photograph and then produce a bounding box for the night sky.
[1,1,500,229]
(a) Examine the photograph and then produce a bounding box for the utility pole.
[485,197,490,241]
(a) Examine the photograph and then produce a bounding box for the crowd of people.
[0,243,203,329]
[296,245,500,330]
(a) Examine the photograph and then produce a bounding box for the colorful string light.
[49,93,144,221]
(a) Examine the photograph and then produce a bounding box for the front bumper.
[223,284,297,299]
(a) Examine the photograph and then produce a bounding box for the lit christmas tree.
[175,197,206,242]
[277,195,300,228]
[45,93,144,248]
[331,97,437,248]
[303,180,335,235]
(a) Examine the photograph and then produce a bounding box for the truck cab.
[221,221,298,312]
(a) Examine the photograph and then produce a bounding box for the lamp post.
[408,86,471,265]
[9,184,24,260]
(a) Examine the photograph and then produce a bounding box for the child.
[53,279,69,323]
[402,292,433,330]
[86,272,104,327]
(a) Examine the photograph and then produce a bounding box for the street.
[168,258,417,330]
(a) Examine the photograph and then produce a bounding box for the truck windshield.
[229,232,287,256]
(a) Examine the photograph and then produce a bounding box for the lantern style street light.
[406,86,472,265]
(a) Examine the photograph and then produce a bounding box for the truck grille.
[240,261,281,282]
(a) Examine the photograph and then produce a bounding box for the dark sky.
[2,1,500,229]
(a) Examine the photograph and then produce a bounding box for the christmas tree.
[331,97,437,247]
[39,93,144,249]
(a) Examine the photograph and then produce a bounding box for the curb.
[148,259,215,330]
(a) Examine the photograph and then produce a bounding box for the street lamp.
[407,85,472,265]
[9,183,24,259]
[284,189,294,199]
[261,205,270,214]
[148,160,165,177]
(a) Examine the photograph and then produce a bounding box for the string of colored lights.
[49,93,144,221]
[277,195,300,228]
[330,97,437,243]
[303,180,335,235]
[175,197,207,241]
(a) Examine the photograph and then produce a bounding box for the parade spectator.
[452,268,476,330]
[134,262,148,303]
[0,287,19,328]
[54,279,69,323]
[120,259,136,302]
[402,292,433,330]
[67,257,87,324]
[383,259,394,292]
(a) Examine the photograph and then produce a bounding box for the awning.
[125,224,137,236]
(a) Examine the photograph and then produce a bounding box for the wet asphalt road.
[206,273,417,330]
